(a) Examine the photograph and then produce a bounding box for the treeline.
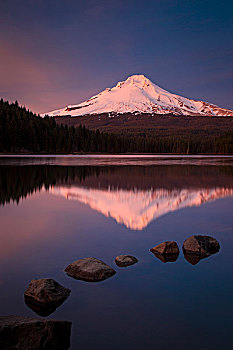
[0,99,233,154]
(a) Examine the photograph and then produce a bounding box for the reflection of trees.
[0,165,101,205]
[0,164,233,206]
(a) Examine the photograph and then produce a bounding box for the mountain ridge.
[44,74,233,117]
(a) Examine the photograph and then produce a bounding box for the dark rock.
[24,278,71,317]
[153,253,179,263]
[65,257,116,282]
[150,241,179,263]
[0,315,71,350]
[183,253,202,265]
[150,241,179,255]
[24,299,64,318]
[115,255,138,267]
[183,235,220,257]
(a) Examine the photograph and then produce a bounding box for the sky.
[0,0,232,114]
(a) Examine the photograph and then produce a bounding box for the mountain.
[44,75,233,117]
[50,185,233,230]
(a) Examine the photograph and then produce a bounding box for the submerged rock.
[24,278,71,317]
[0,315,71,350]
[183,235,220,257]
[150,241,179,263]
[183,253,203,265]
[65,257,116,282]
[153,253,179,263]
[115,255,138,267]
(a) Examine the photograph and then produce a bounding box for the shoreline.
[1,153,233,157]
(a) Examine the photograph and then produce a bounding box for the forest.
[0,99,232,154]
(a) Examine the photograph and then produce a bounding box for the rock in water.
[183,253,202,265]
[24,278,71,317]
[0,315,71,350]
[115,255,138,267]
[183,235,220,257]
[150,241,179,254]
[150,241,179,255]
[153,253,179,263]
[150,241,179,263]
[65,257,116,282]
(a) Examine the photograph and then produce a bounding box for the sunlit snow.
[43,74,233,117]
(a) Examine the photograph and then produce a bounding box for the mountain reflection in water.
[50,186,233,230]
[1,164,233,230]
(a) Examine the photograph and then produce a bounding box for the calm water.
[0,156,233,349]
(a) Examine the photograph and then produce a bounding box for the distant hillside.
[55,112,233,139]
[0,99,233,154]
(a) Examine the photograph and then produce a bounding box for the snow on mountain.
[44,74,233,117]
[49,185,233,230]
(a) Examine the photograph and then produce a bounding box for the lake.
[0,155,233,349]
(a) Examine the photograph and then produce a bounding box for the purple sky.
[0,0,232,114]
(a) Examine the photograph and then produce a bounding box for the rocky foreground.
[1,235,220,348]
[0,316,71,350]
[24,279,71,317]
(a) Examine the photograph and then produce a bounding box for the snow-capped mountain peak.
[44,74,233,117]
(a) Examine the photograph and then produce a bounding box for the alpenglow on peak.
[124,74,153,84]
[44,74,233,117]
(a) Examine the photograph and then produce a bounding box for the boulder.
[0,315,71,350]
[115,255,138,267]
[24,278,71,317]
[150,241,179,255]
[183,235,220,257]
[150,241,179,263]
[65,257,116,282]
